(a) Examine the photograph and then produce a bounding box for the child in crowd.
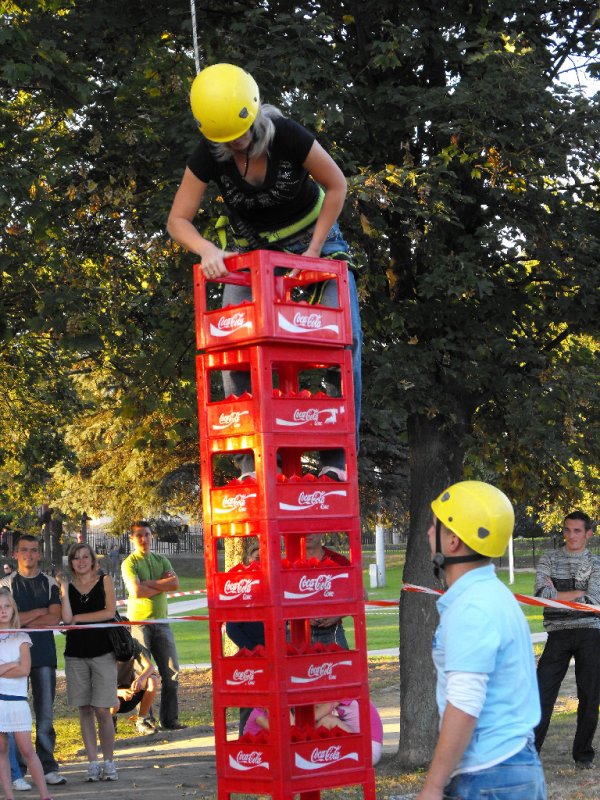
[243,699,384,765]
[0,588,53,800]
[333,700,384,765]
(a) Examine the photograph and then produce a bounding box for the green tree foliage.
[2,0,599,766]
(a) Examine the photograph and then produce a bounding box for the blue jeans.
[310,621,349,650]
[132,623,180,728]
[222,223,362,475]
[444,741,546,799]
[9,733,22,781]
[28,666,58,775]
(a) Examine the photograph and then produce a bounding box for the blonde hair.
[211,104,283,162]
[0,588,21,629]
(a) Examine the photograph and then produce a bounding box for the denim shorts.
[444,741,546,799]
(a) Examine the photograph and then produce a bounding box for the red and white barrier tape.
[366,582,600,614]
[116,588,206,607]
[0,582,593,635]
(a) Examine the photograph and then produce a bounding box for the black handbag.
[108,611,135,661]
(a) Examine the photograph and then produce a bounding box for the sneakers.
[85,761,102,782]
[44,771,66,785]
[163,721,187,730]
[575,760,595,770]
[12,777,32,791]
[135,716,157,735]
[319,467,347,482]
[102,760,118,781]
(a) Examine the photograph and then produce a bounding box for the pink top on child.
[336,700,383,744]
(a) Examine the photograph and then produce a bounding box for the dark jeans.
[132,623,180,728]
[534,627,600,763]
[29,666,59,774]
[310,621,349,650]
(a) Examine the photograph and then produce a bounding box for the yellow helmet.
[431,480,514,558]
[190,63,260,142]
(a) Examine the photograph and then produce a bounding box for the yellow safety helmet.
[431,480,514,559]
[190,63,260,143]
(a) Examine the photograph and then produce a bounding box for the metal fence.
[86,525,205,557]
[64,528,585,567]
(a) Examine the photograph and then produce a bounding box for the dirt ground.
[42,661,600,800]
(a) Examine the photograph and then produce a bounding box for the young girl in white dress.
[0,588,52,800]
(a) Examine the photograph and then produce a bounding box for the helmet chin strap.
[432,519,486,579]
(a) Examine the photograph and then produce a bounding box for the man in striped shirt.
[534,511,600,769]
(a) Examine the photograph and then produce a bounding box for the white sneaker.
[44,770,66,785]
[102,760,118,781]
[12,777,32,791]
[319,466,347,482]
[86,761,102,782]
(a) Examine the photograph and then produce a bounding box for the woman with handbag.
[58,544,119,783]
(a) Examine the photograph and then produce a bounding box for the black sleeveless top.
[64,574,113,658]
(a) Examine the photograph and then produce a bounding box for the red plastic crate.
[284,649,361,694]
[220,654,271,694]
[220,732,369,783]
[206,475,358,524]
[196,346,354,440]
[193,250,351,351]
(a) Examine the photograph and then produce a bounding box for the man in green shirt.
[121,521,186,730]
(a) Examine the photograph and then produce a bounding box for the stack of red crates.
[194,250,376,800]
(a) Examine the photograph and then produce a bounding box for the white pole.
[508,535,515,585]
[375,522,386,588]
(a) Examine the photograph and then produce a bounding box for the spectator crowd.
[0,503,596,800]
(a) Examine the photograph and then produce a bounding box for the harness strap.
[216,188,325,250]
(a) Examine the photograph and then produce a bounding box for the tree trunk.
[221,536,247,656]
[396,409,469,768]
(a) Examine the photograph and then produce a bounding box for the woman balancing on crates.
[167,63,362,482]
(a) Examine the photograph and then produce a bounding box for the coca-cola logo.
[283,571,348,600]
[312,745,341,763]
[279,487,346,513]
[219,312,247,330]
[299,574,333,593]
[276,407,342,428]
[290,659,353,684]
[308,662,333,678]
[295,746,358,771]
[299,490,327,507]
[219,577,259,601]
[226,668,264,687]
[229,751,269,771]
[294,408,319,422]
[214,493,256,515]
[214,410,249,430]
[210,312,252,339]
[293,311,323,329]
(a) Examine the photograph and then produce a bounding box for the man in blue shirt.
[416,481,546,800]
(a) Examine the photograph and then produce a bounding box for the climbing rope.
[189,0,201,74]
